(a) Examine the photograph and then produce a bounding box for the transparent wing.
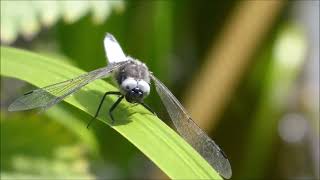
[150,74,232,179]
[8,61,128,112]
[104,33,127,63]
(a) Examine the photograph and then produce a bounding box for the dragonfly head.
[121,78,150,103]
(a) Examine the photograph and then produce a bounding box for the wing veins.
[8,61,129,111]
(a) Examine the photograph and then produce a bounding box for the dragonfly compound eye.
[121,78,137,91]
[138,80,150,96]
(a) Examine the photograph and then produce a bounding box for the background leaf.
[0,0,124,44]
[1,105,97,178]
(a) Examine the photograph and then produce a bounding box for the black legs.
[109,95,124,124]
[87,91,121,128]
[139,102,157,116]
[87,91,157,128]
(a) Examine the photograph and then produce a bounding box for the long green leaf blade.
[1,46,222,180]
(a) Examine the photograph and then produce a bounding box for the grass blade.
[1,46,222,179]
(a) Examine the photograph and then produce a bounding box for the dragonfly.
[8,33,232,179]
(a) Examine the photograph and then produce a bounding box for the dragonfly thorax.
[115,59,150,85]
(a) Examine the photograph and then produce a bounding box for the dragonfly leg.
[140,102,157,116]
[109,95,124,124]
[87,91,121,128]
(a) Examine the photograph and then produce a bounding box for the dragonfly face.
[8,33,232,179]
[115,59,151,103]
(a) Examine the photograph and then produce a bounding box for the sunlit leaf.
[0,46,222,179]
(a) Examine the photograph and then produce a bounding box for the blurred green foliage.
[1,1,318,179]
[1,109,95,179]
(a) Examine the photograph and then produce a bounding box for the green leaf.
[1,46,222,179]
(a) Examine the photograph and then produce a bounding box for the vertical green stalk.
[239,23,307,179]
[151,1,172,83]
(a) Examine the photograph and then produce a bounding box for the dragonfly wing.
[104,33,127,64]
[150,74,232,179]
[8,61,129,112]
